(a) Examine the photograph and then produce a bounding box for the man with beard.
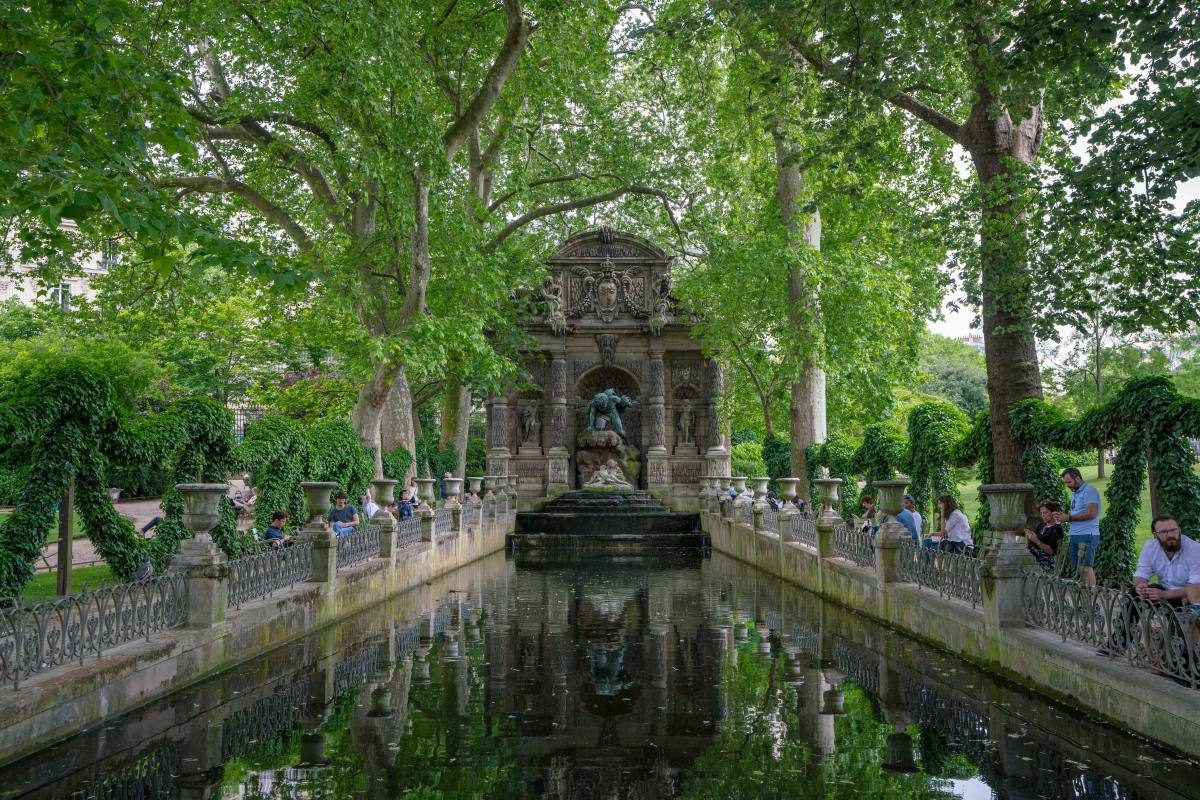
[1106,515,1200,666]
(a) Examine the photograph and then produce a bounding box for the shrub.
[731,441,768,479]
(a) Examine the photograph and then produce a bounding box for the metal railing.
[763,509,778,532]
[832,522,875,568]
[221,678,310,761]
[788,513,818,549]
[336,523,380,570]
[1023,570,1200,687]
[228,541,313,609]
[435,507,454,537]
[895,539,983,608]
[397,515,422,549]
[67,741,181,800]
[0,574,188,688]
[739,503,753,526]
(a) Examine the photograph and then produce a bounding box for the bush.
[761,435,791,488]
[306,419,374,500]
[258,375,358,421]
[0,465,26,507]
[382,446,414,482]
[731,441,768,478]
[465,435,487,476]
[731,428,760,446]
[240,415,309,532]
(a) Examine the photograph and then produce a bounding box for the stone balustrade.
[699,476,1200,750]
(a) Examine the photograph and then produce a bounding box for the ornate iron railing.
[832,522,875,568]
[333,639,382,696]
[396,515,422,549]
[336,523,380,569]
[0,574,187,688]
[789,513,818,549]
[895,539,983,608]
[763,509,778,533]
[833,638,880,695]
[1023,571,1200,687]
[228,541,313,609]
[395,619,422,660]
[790,622,821,661]
[739,503,753,526]
[435,507,454,537]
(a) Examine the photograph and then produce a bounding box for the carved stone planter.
[177,483,230,543]
[482,476,499,497]
[777,478,800,506]
[467,476,483,496]
[301,482,338,527]
[443,478,464,506]
[873,479,908,519]
[371,479,398,507]
[731,476,748,494]
[980,482,1035,557]
[751,477,770,502]
[812,478,842,520]
[416,478,437,507]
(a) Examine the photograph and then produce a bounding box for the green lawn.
[958,463,1164,550]
[18,565,117,602]
[0,510,91,542]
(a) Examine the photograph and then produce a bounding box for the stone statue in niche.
[540,275,567,335]
[585,459,633,489]
[520,402,541,445]
[676,399,695,446]
[587,388,638,444]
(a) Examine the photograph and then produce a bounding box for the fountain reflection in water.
[1,551,1196,800]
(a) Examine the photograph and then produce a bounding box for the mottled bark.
[380,367,416,479]
[353,362,408,478]
[439,374,471,475]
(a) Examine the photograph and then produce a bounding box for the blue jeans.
[1068,534,1099,568]
[940,540,966,554]
[332,522,356,537]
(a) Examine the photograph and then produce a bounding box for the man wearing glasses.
[1132,515,1200,607]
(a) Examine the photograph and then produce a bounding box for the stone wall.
[702,509,1200,756]
[0,507,514,765]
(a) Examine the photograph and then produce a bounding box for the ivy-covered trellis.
[808,377,1200,584]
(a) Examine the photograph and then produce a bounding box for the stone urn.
[482,476,499,496]
[177,483,229,543]
[873,479,908,519]
[467,476,483,497]
[980,482,1035,557]
[751,477,771,502]
[812,477,842,519]
[732,476,748,494]
[443,478,464,505]
[416,478,437,507]
[371,478,398,507]
[777,478,800,507]
[301,481,338,527]
[819,687,846,716]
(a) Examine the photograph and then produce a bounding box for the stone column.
[486,392,511,478]
[646,351,670,491]
[420,503,435,543]
[980,483,1036,636]
[171,483,230,629]
[546,351,571,492]
[703,359,730,477]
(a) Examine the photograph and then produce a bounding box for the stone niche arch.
[574,365,641,449]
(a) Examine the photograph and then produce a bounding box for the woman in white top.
[937,494,973,554]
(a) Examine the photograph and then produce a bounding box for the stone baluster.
[301,481,339,584]
[547,352,570,492]
[173,483,230,629]
[980,483,1036,636]
[420,502,435,543]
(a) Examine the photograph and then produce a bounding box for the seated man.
[895,501,920,542]
[1109,515,1200,657]
[263,511,294,547]
[397,490,415,519]
[326,492,359,536]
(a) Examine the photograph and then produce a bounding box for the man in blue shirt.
[1055,468,1101,587]
[264,511,294,547]
[895,503,920,542]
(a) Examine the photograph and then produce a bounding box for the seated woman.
[1024,500,1064,572]
[936,495,973,554]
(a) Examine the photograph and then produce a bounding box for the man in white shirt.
[1109,515,1200,658]
[903,494,923,537]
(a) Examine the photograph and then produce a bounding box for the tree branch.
[157,176,313,251]
[791,41,967,146]
[485,184,681,250]
[487,171,624,213]
[443,0,530,161]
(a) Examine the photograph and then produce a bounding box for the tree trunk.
[439,375,472,475]
[775,125,827,501]
[1095,322,1106,478]
[380,366,416,479]
[454,387,471,476]
[352,362,406,478]
[761,394,775,439]
[967,104,1045,484]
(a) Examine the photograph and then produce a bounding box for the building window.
[49,283,71,311]
[100,238,120,269]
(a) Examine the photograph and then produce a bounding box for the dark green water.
[2,551,1197,799]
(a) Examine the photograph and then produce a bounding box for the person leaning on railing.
[264,510,294,548]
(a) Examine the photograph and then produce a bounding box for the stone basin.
[513,490,703,550]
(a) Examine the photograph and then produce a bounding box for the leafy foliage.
[762,434,791,490]
[730,442,768,479]
[305,420,374,501]
[240,416,309,533]
[905,401,968,527]
[382,446,415,483]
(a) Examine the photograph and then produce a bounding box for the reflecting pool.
[3,551,1198,799]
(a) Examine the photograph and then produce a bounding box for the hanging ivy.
[240,415,309,533]
[762,434,791,491]
[305,419,374,500]
[850,422,906,503]
[905,401,968,529]
[805,431,860,519]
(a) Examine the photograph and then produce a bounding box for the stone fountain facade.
[486,226,729,510]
